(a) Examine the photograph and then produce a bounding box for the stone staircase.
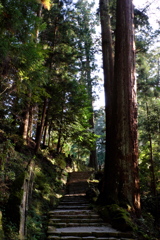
[47,171,134,240]
[65,171,92,194]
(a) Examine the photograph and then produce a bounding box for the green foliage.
[0,0,99,162]
[0,147,68,240]
[27,211,47,240]
[2,221,19,240]
[2,172,26,239]
[26,154,67,240]
[134,8,154,53]
[0,136,27,205]
[5,173,25,228]
[135,211,159,240]
[135,20,160,234]
[55,154,66,169]
[137,48,160,195]
[134,9,149,29]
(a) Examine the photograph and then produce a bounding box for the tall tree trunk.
[19,160,35,240]
[22,109,29,144]
[56,109,63,153]
[43,124,47,146]
[101,0,141,215]
[88,108,97,170]
[21,93,33,144]
[35,99,48,152]
[148,134,157,196]
[57,124,62,153]
[43,102,50,146]
[113,0,140,213]
[28,105,33,139]
[85,49,97,170]
[99,0,114,199]
[146,103,157,196]
[56,90,66,153]
[48,124,51,147]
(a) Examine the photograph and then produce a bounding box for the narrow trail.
[47,171,134,240]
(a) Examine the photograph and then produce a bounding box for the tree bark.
[86,48,97,170]
[43,102,50,146]
[99,0,114,199]
[35,99,48,152]
[101,0,141,215]
[56,111,63,153]
[22,109,29,143]
[57,124,62,153]
[146,103,157,196]
[19,160,35,239]
[28,105,33,139]
[113,0,140,213]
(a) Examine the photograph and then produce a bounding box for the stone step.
[61,201,89,204]
[65,172,92,194]
[49,215,101,220]
[59,203,89,206]
[58,202,89,205]
[56,206,90,210]
[59,201,88,206]
[61,199,88,203]
[49,210,96,217]
[49,218,103,224]
[66,189,89,194]
[60,197,87,200]
[47,226,133,238]
[61,197,88,201]
[66,185,87,188]
[49,219,105,227]
[67,182,89,186]
[67,171,92,181]
[58,196,88,202]
[48,237,134,240]
[49,222,106,228]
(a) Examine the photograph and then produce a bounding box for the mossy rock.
[97,204,137,232]
[108,204,137,232]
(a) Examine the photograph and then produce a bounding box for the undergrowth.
[0,132,70,239]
